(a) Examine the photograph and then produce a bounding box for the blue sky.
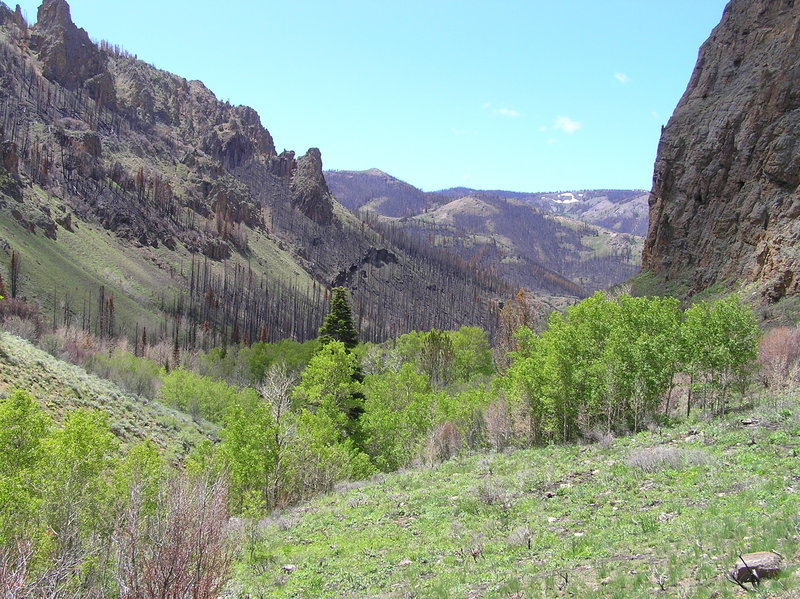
[17,0,729,192]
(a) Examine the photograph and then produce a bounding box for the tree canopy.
[319,287,359,350]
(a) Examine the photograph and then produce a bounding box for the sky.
[16,0,730,192]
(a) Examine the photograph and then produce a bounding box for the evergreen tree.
[319,287,358,350]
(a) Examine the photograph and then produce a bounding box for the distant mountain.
[326,170,644,296]
[325,168,437,217]
[436,188,650,237]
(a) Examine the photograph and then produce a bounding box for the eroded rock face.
[642,0,800,301]
[1,140,19,175]
[29,0,115,105]
[290,148,334,225]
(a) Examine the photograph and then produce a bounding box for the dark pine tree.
[318,287,358,350]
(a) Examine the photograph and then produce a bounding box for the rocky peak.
[35,0,71,29]
[29,0,114,105]
[642,0,800,301]
[290,148,334,226]
[12,4,25,29]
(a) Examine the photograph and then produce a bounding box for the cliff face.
[642,0,800,301]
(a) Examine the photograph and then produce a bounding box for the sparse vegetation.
[236,402,800,598]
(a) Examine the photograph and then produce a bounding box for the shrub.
[484,400,512,452]
[0,299,44,340]
[114,475,235,599]
[424,421,461,465]
[626,446,714,473]
[1,316,38,342]
[83,351,162,398]
[759,325,800,389]
[160,369,257,424]
[507,526,532,549]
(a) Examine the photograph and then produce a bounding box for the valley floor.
[234,393,800,598]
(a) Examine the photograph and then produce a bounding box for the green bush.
[159,368,258,423]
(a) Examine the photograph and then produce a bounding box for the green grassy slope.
[238,397,800,598]
[0,186,318,338]
[0,332,215,461]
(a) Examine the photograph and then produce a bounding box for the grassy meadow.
[235,394,800,598]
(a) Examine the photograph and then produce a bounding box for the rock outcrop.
[290,148,334,226]
[731,551,782,583]
[642,0,800,301]
[29,0,115,106]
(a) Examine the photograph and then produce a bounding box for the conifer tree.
[319,287,358,350]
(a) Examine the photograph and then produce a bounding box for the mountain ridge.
[326,168,644,297]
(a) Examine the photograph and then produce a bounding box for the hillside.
[326,169,643,296]
[437,188,650,237]
[0,331,214,460]
[324,168,436,217]
[235,399,800,598]
[0,0,506,346]
[642,0,800,307]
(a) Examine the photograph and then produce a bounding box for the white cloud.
[481,102,491,110]
[547,138,558,145]
[496,107,521,117]
[450,127,468,136]
[614,72,630,84]
[462,172,475,182]
[554,116,582,134]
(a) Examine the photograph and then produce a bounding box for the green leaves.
[219,401,277,512]
[319,287,359,350]
[0,389,51,476]
[159,368,259,423]
[682,295,759,413]
[0,390,51,543]
[502,292,759,443]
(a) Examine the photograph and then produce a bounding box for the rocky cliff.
[642,0,800,301]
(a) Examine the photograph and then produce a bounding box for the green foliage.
[41,409,119,537]
[392,327,494,387]
[0,389,51,475]
[451,326,494,382]
[243,338,319,382]
[83,350,162,398]
[283,403,372,500]
[196,338,319,385]
[219,401,277,512]
[503,292,759,443]
[285,341,374,498]
[420,329,455,388]
[319,287,359,350]
[292,341,362,415]
[682,295,760,413]
[0,389,51,543]
[114,440,165,515]
[159,368,259,423]
[361,362,494,471]
[361,364,435,471]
